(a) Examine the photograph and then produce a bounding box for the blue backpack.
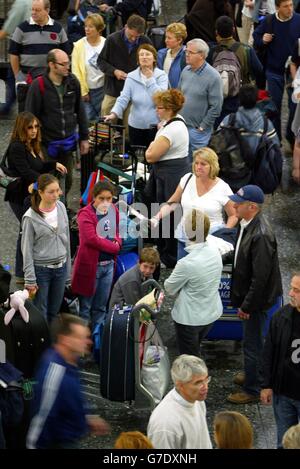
[251,116,283,194]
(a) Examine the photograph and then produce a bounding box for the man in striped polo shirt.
[9,0,71,108]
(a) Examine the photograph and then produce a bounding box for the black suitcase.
[0,299,50,379]
[100,305,135,402]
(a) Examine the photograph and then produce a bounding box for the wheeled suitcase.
[0,299,50,379]
[100,305,135,402]
[206,265,283,340]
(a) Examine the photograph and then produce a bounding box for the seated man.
[147,354,212,449]
[109,247,160,309]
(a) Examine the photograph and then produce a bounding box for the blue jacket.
[253,12,300,75]
[111,66,168,129]
[157,46,186,88]
[26,348,88,449]
[220,106,279,155]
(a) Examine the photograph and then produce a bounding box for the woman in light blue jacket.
[105,44,168,148]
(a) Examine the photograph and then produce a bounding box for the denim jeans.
[79,261,114,330]
[266,71,285,140]
[33,263,67,323]
[242,310,268,396]
[84,87,104,122]
[188,127,212,160]
[273,394,300,448]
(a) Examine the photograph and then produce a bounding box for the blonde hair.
[166,22,187,43]
[84,13,105,32]
[192,147,220,179]
[282,424,300,449]
[214,411,253,449]
[184,209,210,242]
[114,431,154,449]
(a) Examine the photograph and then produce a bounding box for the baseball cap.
[229,185,265,204]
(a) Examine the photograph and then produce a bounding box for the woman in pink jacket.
[72,181,121,329]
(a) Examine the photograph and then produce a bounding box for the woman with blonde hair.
[151,146,237,259]
[213,411,254,449]
[157,23,187,88]
[72,13,106,122]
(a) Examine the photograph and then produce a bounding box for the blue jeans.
[33,263,67,323]
[273,394,300,448]
[188,127,212,160]
[79,261,114,330]
[242,310,268,396]
[266,71,284,140]
[84,87,104,122]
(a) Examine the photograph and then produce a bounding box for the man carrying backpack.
[214,84,281,193]
[208,15,263,128]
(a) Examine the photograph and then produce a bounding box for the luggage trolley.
[80,280,168,410]
[206,264,283,341]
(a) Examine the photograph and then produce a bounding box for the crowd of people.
[0,0,300,451]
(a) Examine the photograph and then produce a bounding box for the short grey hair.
[187,39,209,59]
[171,354,208,384]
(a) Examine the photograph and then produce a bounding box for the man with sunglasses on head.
[224,184,282,404]
[25,48,89,200]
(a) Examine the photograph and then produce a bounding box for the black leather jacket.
[262,305,297,394]
[230,212,282,314]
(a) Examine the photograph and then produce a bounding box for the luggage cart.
[80,279,167,410]
[206,264,283,340]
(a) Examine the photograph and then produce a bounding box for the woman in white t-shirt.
[71,13,106,122]
[152,147,238,260]
[145,88,190,267]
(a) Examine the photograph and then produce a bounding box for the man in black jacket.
[261,273,300,448]
[225,185,282,404]
[25,49,89,197]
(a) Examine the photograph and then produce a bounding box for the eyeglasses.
[185,50,201,56]
[27,124,40,129]
[55,61,70,67]
[197,376,211,388]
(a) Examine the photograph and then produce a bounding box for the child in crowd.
[72,181,121,330]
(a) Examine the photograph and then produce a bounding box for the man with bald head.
[25,48,89,197]
[9,0,70,110]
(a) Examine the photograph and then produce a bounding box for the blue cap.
[229,185,265,204]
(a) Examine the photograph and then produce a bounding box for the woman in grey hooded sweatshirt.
[21,173,71,323]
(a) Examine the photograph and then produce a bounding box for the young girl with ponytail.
[21,174,71,323]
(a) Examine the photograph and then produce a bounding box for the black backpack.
[209,114,254,192]
[251,116,283,194]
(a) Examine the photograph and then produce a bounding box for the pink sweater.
[71,203,121,297]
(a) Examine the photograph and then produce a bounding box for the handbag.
[0,148,22,191]
[141,324,170,405]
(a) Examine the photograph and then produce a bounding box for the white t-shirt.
[155,114,189,162]
[41,206,58,229]
[175,173,233,240]
[84,36,106,89]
